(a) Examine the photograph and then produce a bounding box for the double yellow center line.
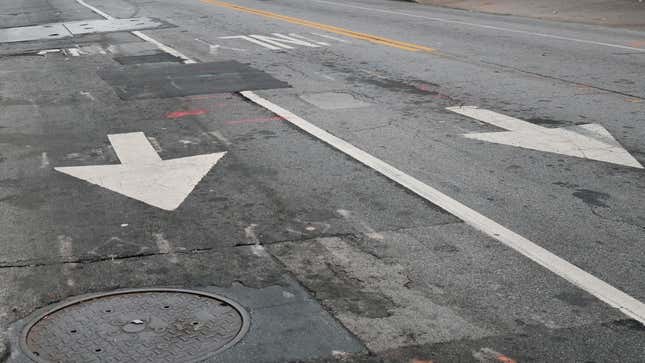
[201,0,435,52]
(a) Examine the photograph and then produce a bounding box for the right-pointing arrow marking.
[448,106,643,169]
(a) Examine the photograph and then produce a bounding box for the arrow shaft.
[108,132,161,165]
[447,106,543,132]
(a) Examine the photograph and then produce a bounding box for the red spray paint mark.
[166,109,208,119]
[225,116,283,125]
[496,355,517,363]
[627,40,645,48]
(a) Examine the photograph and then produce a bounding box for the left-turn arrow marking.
[55,132,227,211]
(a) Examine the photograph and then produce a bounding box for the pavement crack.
[479,60,645,100]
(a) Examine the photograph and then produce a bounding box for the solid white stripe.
[241,90,645,324]
[75,0,114,20]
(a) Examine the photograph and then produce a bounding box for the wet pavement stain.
[572,189,610,208]
[554,290,597,307]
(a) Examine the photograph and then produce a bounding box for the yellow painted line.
[201,0,435,52]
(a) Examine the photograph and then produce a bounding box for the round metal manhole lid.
[20,288,250,363]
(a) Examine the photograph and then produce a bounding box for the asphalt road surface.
[0,0,644,362]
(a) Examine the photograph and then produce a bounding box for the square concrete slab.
[299,92,371,110]
[0,24,71,43]
[63,18,165,35]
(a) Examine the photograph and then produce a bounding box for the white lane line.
[240,90,645,325]
[132,31,196,63]
[309,0,645,52]
[75,0,114,19]
[74,0,195,64]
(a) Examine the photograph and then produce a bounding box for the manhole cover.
[20,288,249,363]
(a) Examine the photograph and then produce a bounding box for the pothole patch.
[20,288,249,363]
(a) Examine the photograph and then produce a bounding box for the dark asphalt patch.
[113,53,183,65]
[572,189,611,208]
[98,61,290,100]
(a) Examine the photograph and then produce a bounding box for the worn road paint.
[337,209,384,240]
[40,152,50,169]
[224,116,283,125]
[57,235,75,287]
[195,38,247,53]
[154,233,178,263]
[220,35,283,50]
[37,49,61,55]
[55,132,226,211]
[288,33,330,46]
[250,33,322,49]
[310,32,350,43]
[166,109,208,119]
[66,48,81,57]
[448,106,643,168]
[202,0,434,52]
[207,130,232,146]
[80,91,95,101]
[309,0,645,52]
[241,90,645,325]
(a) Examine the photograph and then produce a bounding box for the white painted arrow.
[55,132,227,210]
[447,106,643,169]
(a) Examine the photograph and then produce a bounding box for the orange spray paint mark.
[496,354,517,363]
[166,109,208,119]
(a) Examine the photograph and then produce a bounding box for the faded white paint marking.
[310,32,350,43]
[315,72,335,81]
[245,223,260,244]
[288,33,330,46]
[80,91,95,101]
[195,38,247,53]
[310,0,645,52]
[37,49,61,55]
[58,235,76,287]
[207,130,232,146]
[337,209,384,240]
[40,152,50,169]
[448,106,643,168]
[220,35,282,50]
[250,33,321,49]
[66,48,81,57]
[154,233,178,263]
[55,132,226,211]
[241,90,645,325]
